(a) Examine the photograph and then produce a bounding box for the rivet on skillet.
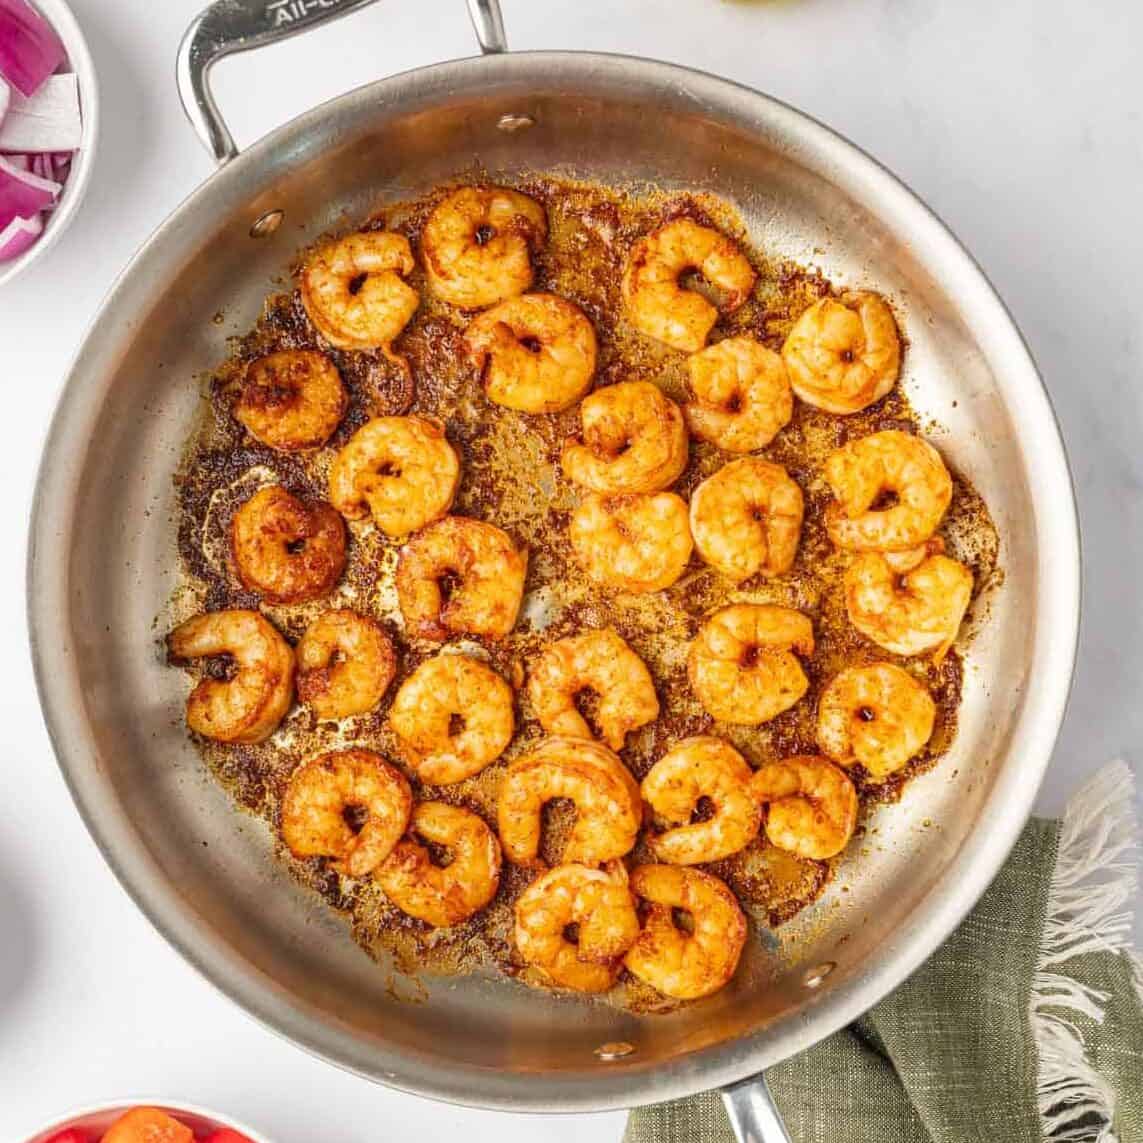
[249,209,285,239]
[803,962,836,989]
[595,1040,636,1061]
[497,113,536,133]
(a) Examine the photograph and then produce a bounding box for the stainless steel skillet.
[27,0,1080,1135]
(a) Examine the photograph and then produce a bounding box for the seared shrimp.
[561,381,689,494]
[817,662,935,778]
[622,220,756,352]
[168,609,294,744]
[328,416,460,537]
[688,604,814,725]
[690,457,803,581]
[389,653,515,784]
[624,865,747,1000]
[752,756,858,860]
[515,863,639,993]
[782,291,901,414]
[396,516,527,640]
[236,350,347,451]
[422,186,547,308]
[569,492,693,593]
[845,541,972,662]
[497,737,642,866]
[642,737,760,864]
[296,609,396,720]
[281,749,412,878]
[300,231,418,355]
[375,802,501,927]
[231,485,347,604]
[464,293,597,413]
[684,337,793,453]
[825,430,952,552]
[527,628,659,751]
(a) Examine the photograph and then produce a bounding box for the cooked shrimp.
[752,755,858,860]
[561,381,689,494]
[527,628,659,751]
[375,802,501,927]
[396,516,527,640]
[624,865,747,1000]
[464,293,597,413]
[300,231,418,355]
[515,863,638,992]
[621,220,756,352]
[389,653,515,784]
[825,430,952,552]
[569,492,693,593]
[328,415,460,537]
[817,662,936,778]
[688,604,814,725]
[230,485,347,604]
[845,543,972,663]
[422,186,547,308]
[497,737,642,866]
[684,337,793,452]
[782,291,901,414]
[280,748,412,878]
[690,456,804,581]
[235,350,347,451]
[168,609,295,744]
[296,609,396,720]
[642,737,760,864]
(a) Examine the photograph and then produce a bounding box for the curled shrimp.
[825,430,952,552]
[515,863,639,993]
[464,293,597,413]
[422,186,547,308]
[396,516,528,640]
[527,627,659,751]
[231,485,347,604]
[375,802,502,927]
[845,539,972,663]
[296,609,396,720]
[817,662,935,778]
[235,350,346,452]
[684,337,793,453]
[569,492,693,593]
[389,653,515,784]
[497,737,642,866]
[752,755,858,860]
[168,609,295,744]
[690,456,804,581]
[561,381,689,494]
[782,291,901,414]
[621,220,756,352]
[688,604,814,725]
[300,231,418,355]
[280,748,412,878]
[642,737,760,864]
[328,415,460,537]
[624,865,747,1000]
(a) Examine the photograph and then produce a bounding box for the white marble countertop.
[1,0,1139,1138]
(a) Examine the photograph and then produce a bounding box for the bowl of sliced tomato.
[22,1103,270,1143]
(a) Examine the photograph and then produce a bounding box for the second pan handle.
[176,0,507,166]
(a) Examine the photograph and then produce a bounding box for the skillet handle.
[721,1073,794,1143]
[176,0,508,166]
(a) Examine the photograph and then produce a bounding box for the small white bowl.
[19,1099,273,1143]
[0,0,99,287]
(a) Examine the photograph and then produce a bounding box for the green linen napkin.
[626,762,1143,1143]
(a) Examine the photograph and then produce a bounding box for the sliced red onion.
[0,151,58,225]
[0,73,9,122]
[0,209,41,259]
[0,72,81,152]
[0,0,66,98]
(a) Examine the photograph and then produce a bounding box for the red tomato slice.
[45,1131,89,1143]
[202,1132,254,1143]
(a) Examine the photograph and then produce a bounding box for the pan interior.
[32,55,1072,1110]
